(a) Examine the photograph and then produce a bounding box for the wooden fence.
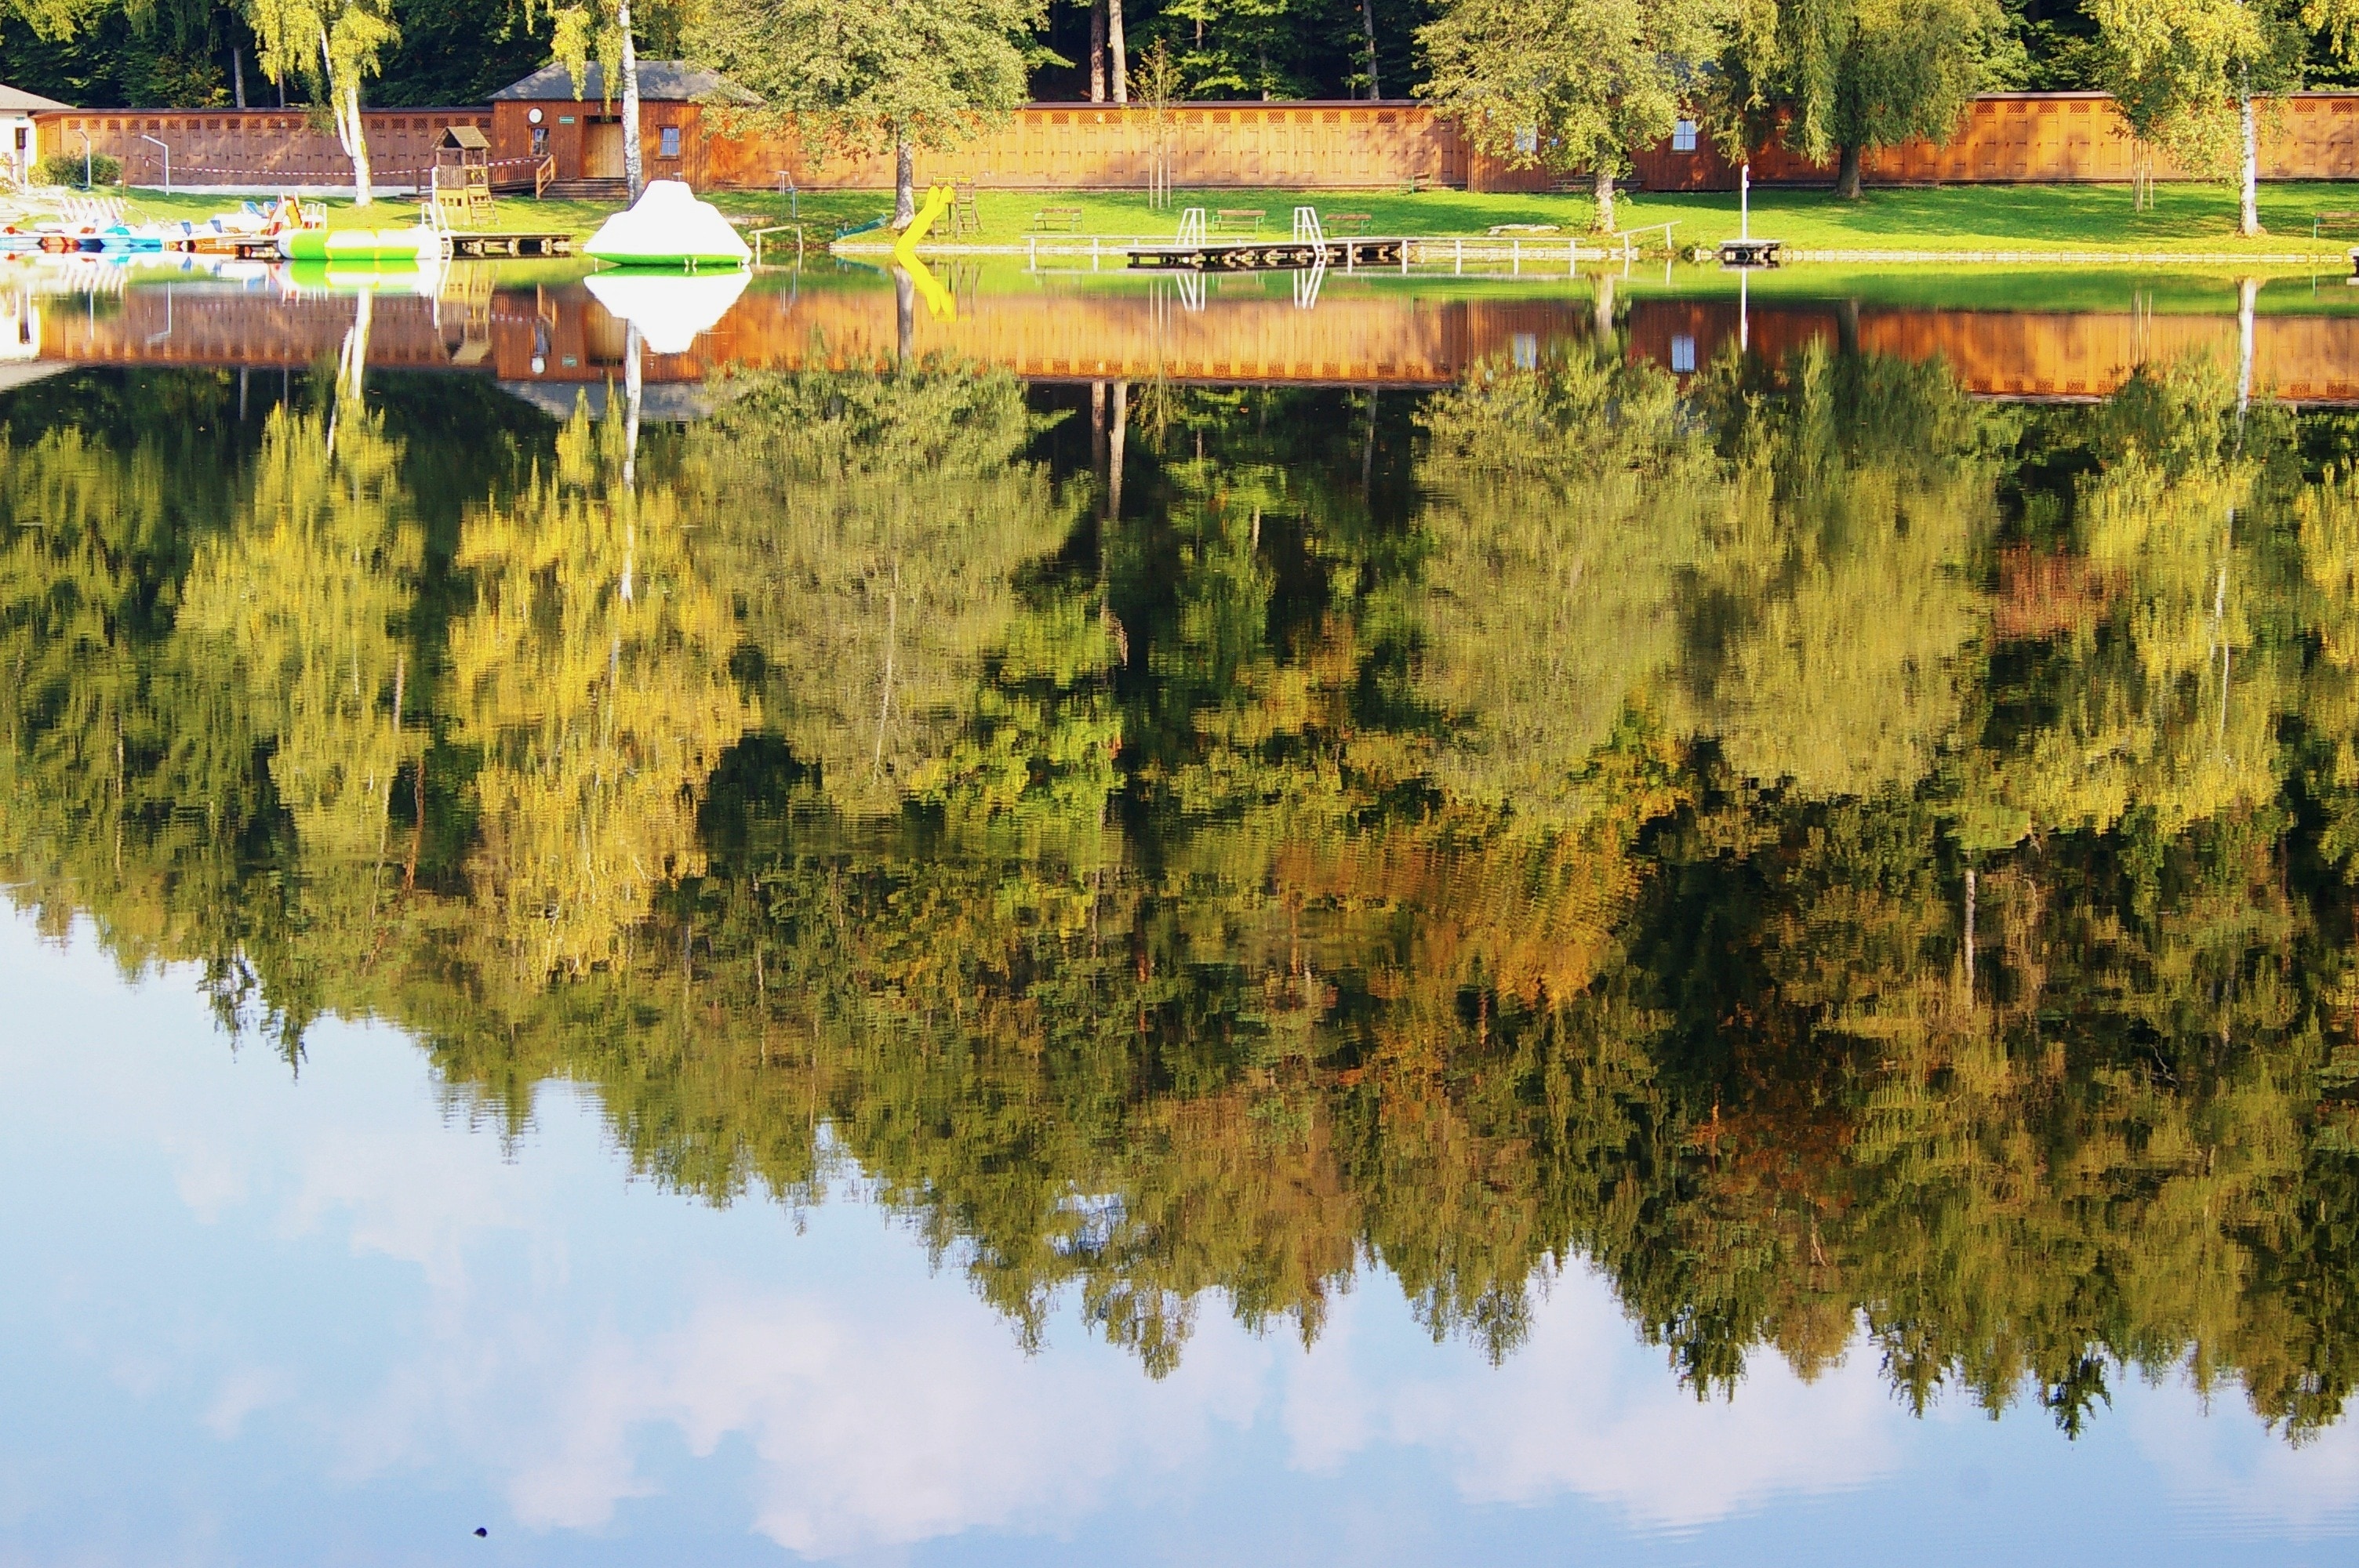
[1627,92,2359,192]
[32,107,500,191]
[34,93,2359,196]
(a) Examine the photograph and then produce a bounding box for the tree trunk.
[1360,0,1380,99]
[343,82,373,207]
[1091,382,1108,514]
[2237,275,2258,413]
[2237,93,2261,237]
[1591,268,1615,339]
[1089,0,1107,103]
[1834,143,1863,200]
[623,321,642,493]
[620,0,645,203]
[895,267,914,363]
[1109,0,1128,104]
[322,27,372,208]
[893,136,915,227]
[232,46,245,110]
[1110,379,1128,519]
[1592,165,1616,234]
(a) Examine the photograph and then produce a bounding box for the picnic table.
[1030,206,1083,232]
[1210,209,1266,236]
[1323,211,1373,235]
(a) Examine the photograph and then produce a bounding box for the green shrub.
[35,151,122,188]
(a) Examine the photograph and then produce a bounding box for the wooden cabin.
[487,61,755,197]
[1,82,71,186]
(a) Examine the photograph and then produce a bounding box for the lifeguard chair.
[432,125,493,229]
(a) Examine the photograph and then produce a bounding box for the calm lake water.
[7,259,2359,1565]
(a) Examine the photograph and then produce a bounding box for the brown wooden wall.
[32,107,493,190]
[690,93,2359,194]
[37,93,2359,196]
[1624,92,2359,193]
[487,100,707,189]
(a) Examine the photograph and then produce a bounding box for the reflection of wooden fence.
[1624,301,2359,405]
[30,281,2359,406]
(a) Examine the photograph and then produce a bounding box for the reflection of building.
[1623,298,2359,406]
[0,287,38,358]
[1,82,70,185]
[15,275,2359,408]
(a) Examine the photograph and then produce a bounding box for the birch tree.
[2089,0,2333,235]
[244,0,397,205]
[525,0,671,203]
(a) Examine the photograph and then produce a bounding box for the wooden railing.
[533,154,556,199]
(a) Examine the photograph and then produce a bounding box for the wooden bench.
[1323,211,1372,235]
[2317,210,2359,238]
[1210,208,1265,235]
[1030,206,1083,232]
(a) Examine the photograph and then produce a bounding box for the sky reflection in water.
[7,266,2359,1563]
[8,915,2356,1565]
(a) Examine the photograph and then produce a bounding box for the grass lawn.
[732,180,2359,256]
[61,178,2359,259]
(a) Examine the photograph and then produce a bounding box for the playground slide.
[893,184,954,257]
[901,252,956,321]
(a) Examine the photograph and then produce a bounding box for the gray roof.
[491,61,757,105]
[0,83,74,114]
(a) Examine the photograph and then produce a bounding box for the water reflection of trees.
[8,343,2359,1438]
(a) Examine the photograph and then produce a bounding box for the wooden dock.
[1128,238,1406,272]
[448,231,576,258]
[154,232,576,260]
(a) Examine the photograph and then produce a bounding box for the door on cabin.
[583,119,625,179]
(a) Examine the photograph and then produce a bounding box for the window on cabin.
[660,125,681,158]
[1512,125,1537,156]
[532,125,548,158]
[1671,335,1697,373]
[1672,119,1698,153]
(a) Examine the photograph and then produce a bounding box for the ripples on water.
[5,261,2359,1563]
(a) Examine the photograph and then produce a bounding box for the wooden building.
[487,61,756,196]
[1,82,70,184]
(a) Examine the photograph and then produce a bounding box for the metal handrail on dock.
[749,223,805,267]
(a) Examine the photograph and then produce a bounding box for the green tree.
[684,0,1045,223]
[1750,0,2014,198]
[1418,0,1732,231]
